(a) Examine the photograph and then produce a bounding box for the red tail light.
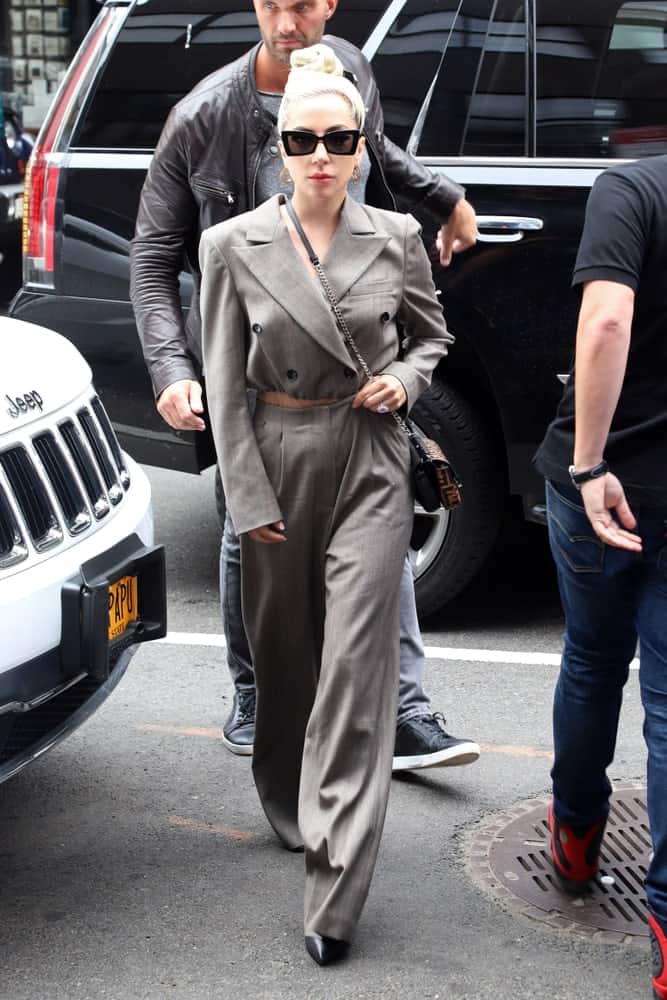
[22,9,120,287]
[23,155,60,270]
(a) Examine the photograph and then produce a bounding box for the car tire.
[214,466,226,527]
[409,379,505,617]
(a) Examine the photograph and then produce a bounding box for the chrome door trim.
[65,152,634,188]
[422,156,633,187]
[66,151,154,169]
[476,215,544,242]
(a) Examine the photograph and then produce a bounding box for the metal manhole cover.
[468,784,651,941]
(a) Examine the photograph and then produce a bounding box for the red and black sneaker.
[549,802,606,893]
[649,914,667,1000]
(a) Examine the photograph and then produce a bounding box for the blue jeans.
[220,509,432,725]
[546,479,667,924]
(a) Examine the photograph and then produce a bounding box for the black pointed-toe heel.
[305,933,350,966]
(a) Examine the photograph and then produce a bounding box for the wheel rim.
[409,502,450,581]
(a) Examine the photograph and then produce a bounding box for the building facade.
[1,0,97,130]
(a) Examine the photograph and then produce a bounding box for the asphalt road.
[0,465,651,1000]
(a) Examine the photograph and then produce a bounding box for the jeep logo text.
[5,391,44,419]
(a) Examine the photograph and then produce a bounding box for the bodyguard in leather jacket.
[130,35,469,400]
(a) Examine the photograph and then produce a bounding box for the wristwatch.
[568,460,609,489]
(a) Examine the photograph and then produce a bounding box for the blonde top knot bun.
[289,44,344,77]
[277,43,366,133]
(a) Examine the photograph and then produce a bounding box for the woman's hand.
[247,521,287,544]
[352,375,406,414]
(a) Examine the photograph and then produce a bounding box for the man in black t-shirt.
[534,155,667,1000]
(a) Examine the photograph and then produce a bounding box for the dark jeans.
[220,509,432,726]
[546,478,667,924]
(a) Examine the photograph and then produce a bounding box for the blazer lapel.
[322,197,391,300]
[231,196,392,368]
[231,197,352,369]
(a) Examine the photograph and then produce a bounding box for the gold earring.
[279,166,293,185]
[352,165,361,183]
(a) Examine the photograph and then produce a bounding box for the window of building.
[2,0,79,132]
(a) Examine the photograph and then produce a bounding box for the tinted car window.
[74,1,260,150]
[368,0,468,151]
[536,0,667,158]
[327,1,389,51]
[420,0,526,156]
[73,0,383,150]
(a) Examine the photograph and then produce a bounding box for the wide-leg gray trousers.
[240,397,413,941]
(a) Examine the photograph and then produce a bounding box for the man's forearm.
[130,239,197,397]
[129,110,200,397]
[573,283,634,469]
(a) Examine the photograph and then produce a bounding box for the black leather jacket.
[130,36,465,397]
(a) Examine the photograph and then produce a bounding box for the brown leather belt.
[257,390,339,409]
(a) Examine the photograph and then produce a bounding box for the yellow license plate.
[108,574,138,641]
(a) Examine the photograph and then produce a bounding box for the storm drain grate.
[467,785,652,942]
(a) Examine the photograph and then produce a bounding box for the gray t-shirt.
[255,90,370,206]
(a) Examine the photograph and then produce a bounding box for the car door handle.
[476,216,544,244]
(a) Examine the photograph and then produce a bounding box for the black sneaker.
[393,713,480,772]
[222,690,255,756]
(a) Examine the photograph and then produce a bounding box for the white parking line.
[155,631,640,670]
[156,631,227,648]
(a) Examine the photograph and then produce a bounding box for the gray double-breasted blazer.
[199,194,454,536]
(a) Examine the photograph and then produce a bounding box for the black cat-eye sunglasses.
[281,129,361,156]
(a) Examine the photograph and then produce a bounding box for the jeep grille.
[32,432,91,535]
[0,487,29,568]
[0,397,129,568]
[0,447,63,552]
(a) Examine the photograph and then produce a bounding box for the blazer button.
[252,323,262,334]
[343,367,355,379]
[380,312,390,323]
[287,369,298,381]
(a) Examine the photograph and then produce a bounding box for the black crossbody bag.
[285,199,462,513]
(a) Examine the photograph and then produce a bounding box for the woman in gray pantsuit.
[200,45,452,965]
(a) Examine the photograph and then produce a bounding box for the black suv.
[10,0,667,615]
